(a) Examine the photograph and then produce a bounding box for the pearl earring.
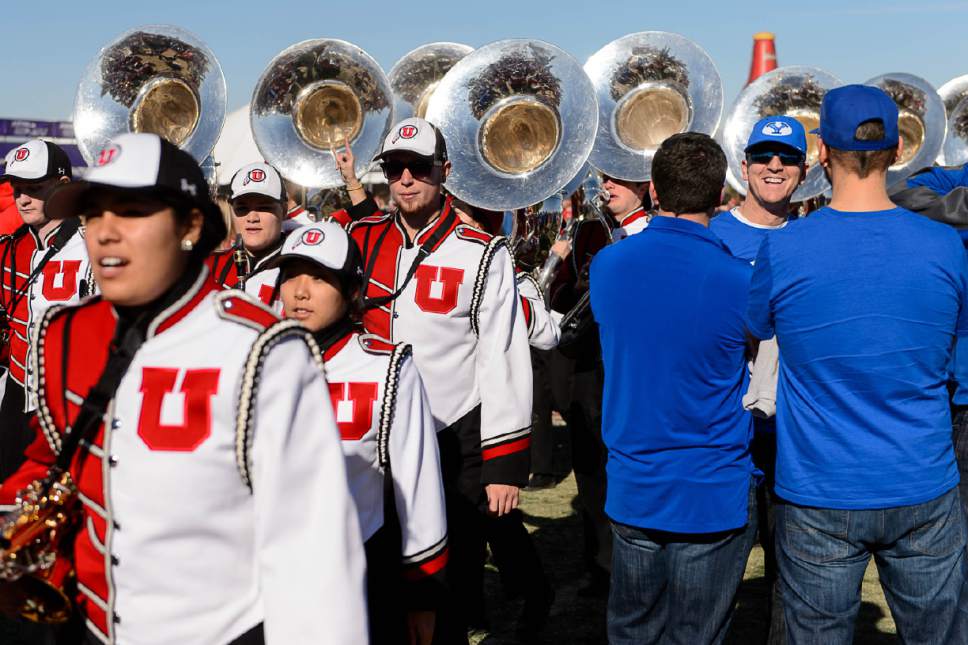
[180,239,195,252]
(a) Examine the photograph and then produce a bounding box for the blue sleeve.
[746,235,775,339]
[951,246,968,405]
[906,165,968,195]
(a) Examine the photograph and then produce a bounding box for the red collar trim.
[620,207,647,227]
[287,206,305,220]
[415,196,458,249]
[147,266,219,338]
[323,330,356,362]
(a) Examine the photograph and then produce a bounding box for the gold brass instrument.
[865,73,945,186]
[425,38,598,212]
[721,66,842,202]
[583,32,723,181]
[0,472,79,624]
[251,39,393,189]
[938,75,968,166]
[389,42,473,121]
[73,25,226,165]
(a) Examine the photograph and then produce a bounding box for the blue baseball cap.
[812,84,899,151]
[745,116,807,155]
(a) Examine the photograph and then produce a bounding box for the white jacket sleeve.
[516,272,560,350]
[472,241,533,486]
[250,333,369,645]
[388,351,448,607]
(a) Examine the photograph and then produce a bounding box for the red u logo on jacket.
[42,260,81,301]
[328,382,379,441]
[138,368,220,451]
[413,265,464,314]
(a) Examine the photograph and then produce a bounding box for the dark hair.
[651,132,726,214]
[827,120,897,179]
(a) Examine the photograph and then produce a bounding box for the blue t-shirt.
[906,164,968,195]
[591,216,753,533]
[747,206,968,509]
[710,208,789,265]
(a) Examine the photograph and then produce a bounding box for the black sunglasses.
[381,158,439,182]
[746,150,805,166]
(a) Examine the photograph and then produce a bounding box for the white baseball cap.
[266,221,363,285]
[229,161,287,202]
[375,117,447,162]
[1,139,72,182]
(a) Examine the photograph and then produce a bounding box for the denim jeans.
[607,481,757,645]
[777,487,968,645]
[953,409,968,521]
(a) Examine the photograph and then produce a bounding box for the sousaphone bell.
[251,39,393,188]
[720,66,843,202]
[583,32,723,181]
[425,38,598,211]
[938,74,968,166]
[73,25,226,165]
[389,42,473,121]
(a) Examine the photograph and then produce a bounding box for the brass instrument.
[73,25,226,164]
[720,66,843,202]
[938,74,968,166]
[251,39,393,189]
[389,42,473,121]
[583,32,723,181]
[0,471,79,623]
[865,73,945,186]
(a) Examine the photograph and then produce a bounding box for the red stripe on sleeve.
[481,436,531,461]
[403,547,449,581]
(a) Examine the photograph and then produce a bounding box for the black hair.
[651,132,726,215]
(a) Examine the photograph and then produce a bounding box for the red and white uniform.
[322,330,448,582]
[349,197,533,484]
[611,206,649,242]
[282,205,315,233]
[0,222,95,410]
[1,270,367,645]
[206,244,282,311]
[516,272,559,350]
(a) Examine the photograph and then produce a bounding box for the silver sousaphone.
[250,39,393,189]
[583,32,723,181]
[721,66,843,202]
[389,42,473,121]
[425,38,598,212]
[73,25,226,169]
[938,74,968,166]
[865,73,945,186]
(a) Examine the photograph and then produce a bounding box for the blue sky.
[2,0,966,121]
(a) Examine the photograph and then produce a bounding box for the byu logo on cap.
[13,148,29,163]
[243,168,266,186]
[763,121,793,137]
[97,145,122,167]
[300,228,325,246]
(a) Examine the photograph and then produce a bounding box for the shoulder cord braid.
[376,343,411,472]
[235,320,323,491]
[469,236,508,338]
[32,304,68,454]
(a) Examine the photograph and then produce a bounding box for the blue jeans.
[607,482,757,645]
[777,487,968,645]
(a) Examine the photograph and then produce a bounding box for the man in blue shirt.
[712,114,807,645]
[591,133,756,645]
[748,85,968,644]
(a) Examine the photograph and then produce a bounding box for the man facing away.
[747,85,968,644]
[591,132,757,645]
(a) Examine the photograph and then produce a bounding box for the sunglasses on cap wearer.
[746,149,805,167]
[380,158,441,182]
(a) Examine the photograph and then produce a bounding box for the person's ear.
[894,137,904,166]
[741,158,749,183]
[441,160,452,183]
[182,208,204,246]
[797,161,809,188]
[817,138,829,169]
[648,182,659,206]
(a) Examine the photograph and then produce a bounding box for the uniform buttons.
[111,555,120,566]
[110,418,121,430]
[113,520,121,531]
[108,455,118,467]
[113,613,121,625]
[393,312,400,319]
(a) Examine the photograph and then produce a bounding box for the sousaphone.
[73,25,226,166]
[938,74,968,166]
[865,73,945,186]
[583,32,723,181]
[251,39,393,189]
[721,66,843,201]
[389,42,473,121]
[424,38,598,211]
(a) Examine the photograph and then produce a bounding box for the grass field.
[470,471,900,645]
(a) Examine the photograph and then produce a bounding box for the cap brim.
[44,180,95,220]
[743,141,807,155]
[374,148,436,161]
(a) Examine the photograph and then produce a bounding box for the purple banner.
[0,119,74,139]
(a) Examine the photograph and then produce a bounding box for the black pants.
[751,430,786,645]
[365,525,407,644]
[0,381,33,482]
[529,348,555,476]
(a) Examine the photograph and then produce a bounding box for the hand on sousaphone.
[332,131,368,206]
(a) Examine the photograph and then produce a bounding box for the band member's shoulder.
[348,211,393,230]
[213,290,281,331]
[454,223,495,246]
[357,332,407,358]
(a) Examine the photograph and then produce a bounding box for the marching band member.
[340,117,534,642]
[600,174,650,242]
[0,133,367,645]
[0,139,94,484]
[271,220,448,645]
[207,162,288,309]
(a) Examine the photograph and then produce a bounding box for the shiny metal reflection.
[938,74,968,165]
[390,42,473,121]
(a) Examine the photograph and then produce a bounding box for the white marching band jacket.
[0,269,368,645]
[322,330,448,589]
[349,197,534,485]
[516,272,560,350]
[207,243,283,312]
[611,206,650,242]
